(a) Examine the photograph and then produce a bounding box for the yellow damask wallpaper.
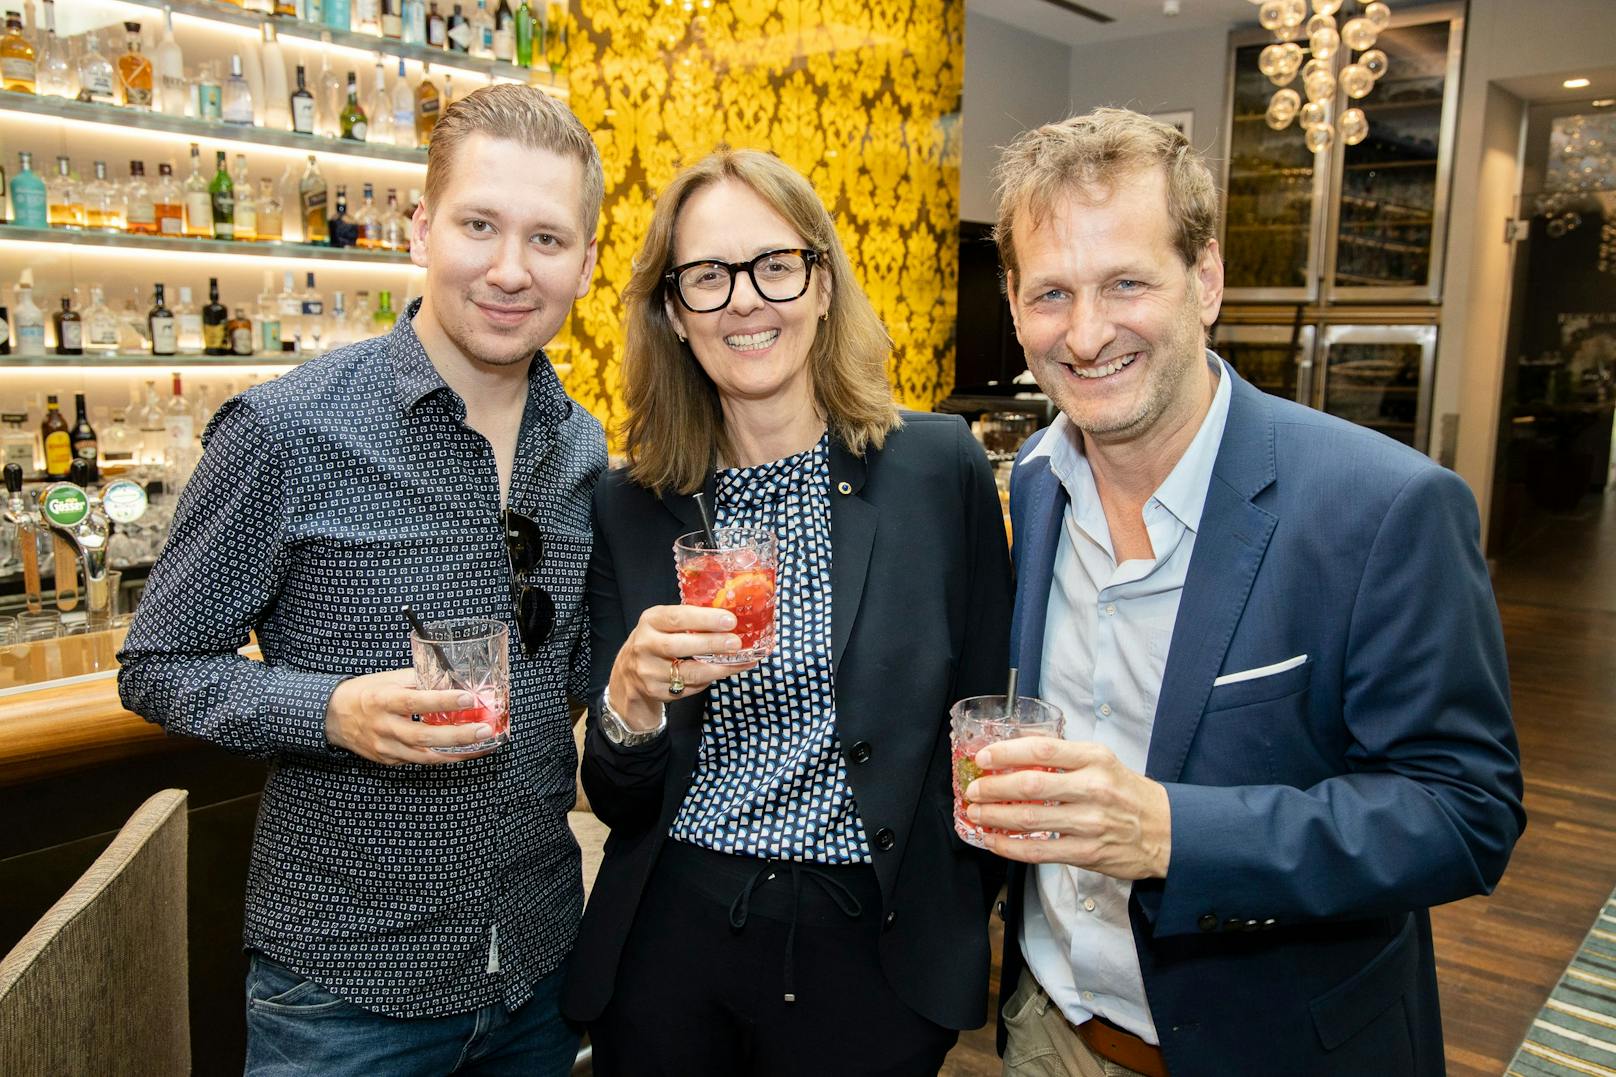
[559,0,965,433]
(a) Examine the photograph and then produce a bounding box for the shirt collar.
[388,298,571,428]
[1019,350,1233,535]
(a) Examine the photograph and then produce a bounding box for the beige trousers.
[1001,969,1151,1077]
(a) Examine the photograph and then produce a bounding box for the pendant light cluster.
[1251,0,1392,152]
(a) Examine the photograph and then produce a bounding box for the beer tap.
[3,463,45,614]
[33,461,149,625]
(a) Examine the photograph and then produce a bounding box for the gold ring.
[668,659,685,697]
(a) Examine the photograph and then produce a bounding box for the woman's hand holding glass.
[607,605,758,731]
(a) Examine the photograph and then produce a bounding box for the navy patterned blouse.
[668,434,872,864]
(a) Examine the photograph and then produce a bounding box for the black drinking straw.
[1004,667,1020,719]
[692,491,718,549]
[403,604,469,693]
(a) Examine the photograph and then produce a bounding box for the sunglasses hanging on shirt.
[502,508,557,657]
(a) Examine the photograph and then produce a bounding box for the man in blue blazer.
[964,108,1525,1077]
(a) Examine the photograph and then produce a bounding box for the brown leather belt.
[1073,1013,1168,1077]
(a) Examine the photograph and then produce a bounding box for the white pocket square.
[1213,654,1308,687]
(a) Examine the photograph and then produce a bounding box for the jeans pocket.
[1002,975,1064,1075]
[247,955,353,1016]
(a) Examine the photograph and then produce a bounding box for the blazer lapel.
[828,439,875,672]
[1010,452,1066,701]
[1145,371,1279,782]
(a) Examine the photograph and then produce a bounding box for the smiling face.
[663,179,830,413]
[1006,166,1223,447]
[411,133,597,369]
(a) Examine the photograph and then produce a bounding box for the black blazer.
[561,412,1013,1031]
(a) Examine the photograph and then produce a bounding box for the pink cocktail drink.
[673,527,779,664]
[948,694,1065,848]
[410,617,511,754]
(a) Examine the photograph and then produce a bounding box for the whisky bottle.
[149,284,178,357]
[202,277,229,355]
[53,296,83,355]
[1,10,37,94]
[227,308,255,356]
[47,156,85,230]
[183,143,213,238]
[70,393,98,481]
[125,161,157,235]
[41,396,73,480]
[116,20,153,110]
[209,150,235,241]
[300,156,329,243]
[84,160,125,232]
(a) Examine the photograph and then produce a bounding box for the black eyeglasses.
[502,508,556,657]
[665,248,823,314]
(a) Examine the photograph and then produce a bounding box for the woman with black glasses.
[561,148,1012,1075]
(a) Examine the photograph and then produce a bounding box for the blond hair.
[424,84,604,235]
[621,148,901,496]
[992,107,1219,278]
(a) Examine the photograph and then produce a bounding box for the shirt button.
[1083,897,1097,912]
[1082,990,1096,1003]
[1104,603,1117,616]
[1197,913,1218,932]
[1099,704,1112,717]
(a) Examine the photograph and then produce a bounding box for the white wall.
[961,11,1073,223]
[1066,26,1231,165]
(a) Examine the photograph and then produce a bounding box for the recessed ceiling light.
[1563,77,1592,89]
[1593,98,1616,108]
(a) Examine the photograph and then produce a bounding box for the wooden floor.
[941,492,1616,1077]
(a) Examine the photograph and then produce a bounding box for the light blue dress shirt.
[1018,355,1232,1044]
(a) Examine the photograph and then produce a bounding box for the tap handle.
[3,463,20,496]
[69,458,92,488]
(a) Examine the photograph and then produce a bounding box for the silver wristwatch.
[599,685,667,748]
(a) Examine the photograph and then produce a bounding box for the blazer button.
[883,910,897,932]
[874,827,896,851]
[848,740,872,764]
[995,900,1008,923]
[1197,913,1218,933]
[837,481,853,495]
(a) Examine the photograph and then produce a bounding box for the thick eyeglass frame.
[501,508,556,657]
[665,248,824,314]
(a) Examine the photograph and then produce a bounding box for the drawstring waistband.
[728,860,863,1003]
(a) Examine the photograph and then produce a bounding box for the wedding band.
[668,659,685,697]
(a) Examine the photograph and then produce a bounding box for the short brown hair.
[993,107,1219,278]
[424,84,604,235]
[621,148,901,496]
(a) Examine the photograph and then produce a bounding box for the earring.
[819,313,828,322]
[677,333,687,343]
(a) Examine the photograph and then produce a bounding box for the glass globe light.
[1259,0,1287,31]
[1269,67,1298,88]
[1306,12,1336,36]
[1271,87,1301,117]
[1339,63,1374,99]
[1305,123,1334,153]
[1339,107,1369,145]
[1266,103,1297,130]
[1341,17,1378,51]
[1311,0,1342,14]
[1310,25,1340,61]
[1364,1,1391,30]
[1359,48,1389,79]
[1303,57,1331,82]
[1300,100,1329,128]
[1260,43,1289,77]
[1280,0,1308,28]
[1305,68,1337,102]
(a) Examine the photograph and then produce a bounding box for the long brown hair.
[621,148,901,496]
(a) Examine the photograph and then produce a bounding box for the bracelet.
[599,683,668,748]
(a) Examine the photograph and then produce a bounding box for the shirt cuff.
[262,668,351,756]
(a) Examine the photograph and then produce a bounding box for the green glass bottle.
[208,150,235,241]
[373,289,397,330]
[340,71,368,142]
[514,0,532,67]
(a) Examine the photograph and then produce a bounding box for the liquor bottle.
[202,277,229,355]
[12,276,45,356]
[446,4,469,52]
[1,10,36,94]
[366,59,392,145]
[76,30,118,105]
[116,21,153,109]
[0,305,6,354]
[223,54,254,125]
[69,393,97,481]
[84,161,125,232]
[149,284,178,356]
[0,414,33,471]
[41,396,72,480]
[514,0,532,67]
[209,150,235,240]
[382,187,410,251]
[255,272,282,354]
[84,286,120,354]
[325,0,352,32]
[174,285,204,353]
[300,272,326,353]
[470,0,494,58]
[415,63,441,146]
[391,57,415,148]
[373,289,397,331]
[290,65,316,135]
[53,296,83,355]
[349,289,373,335]
[47,157,85,230]
[257,177,284,243]
[136,381,166,465]
[304,0,326,29]
[402,0,426,43]
[276,271,302,348]
[494,0,514,61]
[153,162,184,236]
[100,412,137,468]
[232,154,257,241]
[10,152,47,229]
[299,155,329,243]
[443,72,453,108]
[197,61,222,121]
[183,143,212,238]
[36,0,72,98]
[118,292,151,353]
[355,0,381,35]
[427,2,446,47]
[155,6,186,115]
[164,372,194,462]
[239,33,266,127]
[356,182,382,249]
[1,156,9,225]
[276,0,297,18]
[382,0,402,39]
[261,23,290,131]
[228,308,255,355]
[316,36,341,136]
[125,161,157,235]
[328,183,357,247]
[243,0,272,14]
[340,71,368,141]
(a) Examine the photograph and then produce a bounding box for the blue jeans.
[243,952,580,1077]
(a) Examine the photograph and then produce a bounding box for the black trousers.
[588,841,959,1077]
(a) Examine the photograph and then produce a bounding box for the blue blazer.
[998,364,1525,1076]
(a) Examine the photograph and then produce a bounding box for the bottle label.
[166,415,195,446]
[12,185,47,228]
[84,69,116,101]
[43,438,75,484]
[152,319,178,354]
[304,189,328,212]
[199,84,222,120]
[126,82,153,108]
[158,205,184,234]
[88,314,119,347]
[185,191,213,230]
[293,97,315,133]
[349,120,368,141]
[74,439,98,463]
[2,58,35,84]
[301,301,325,317]
[60,321,83,349]
[18,322,45,352]
[261,318,283,354]
[232,326,255,354]
[448,21,470,49]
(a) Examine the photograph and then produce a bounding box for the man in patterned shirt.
[118,85,605,1076]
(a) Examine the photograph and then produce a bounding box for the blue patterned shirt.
[117,299,605,1018]
[668,434,872,864]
